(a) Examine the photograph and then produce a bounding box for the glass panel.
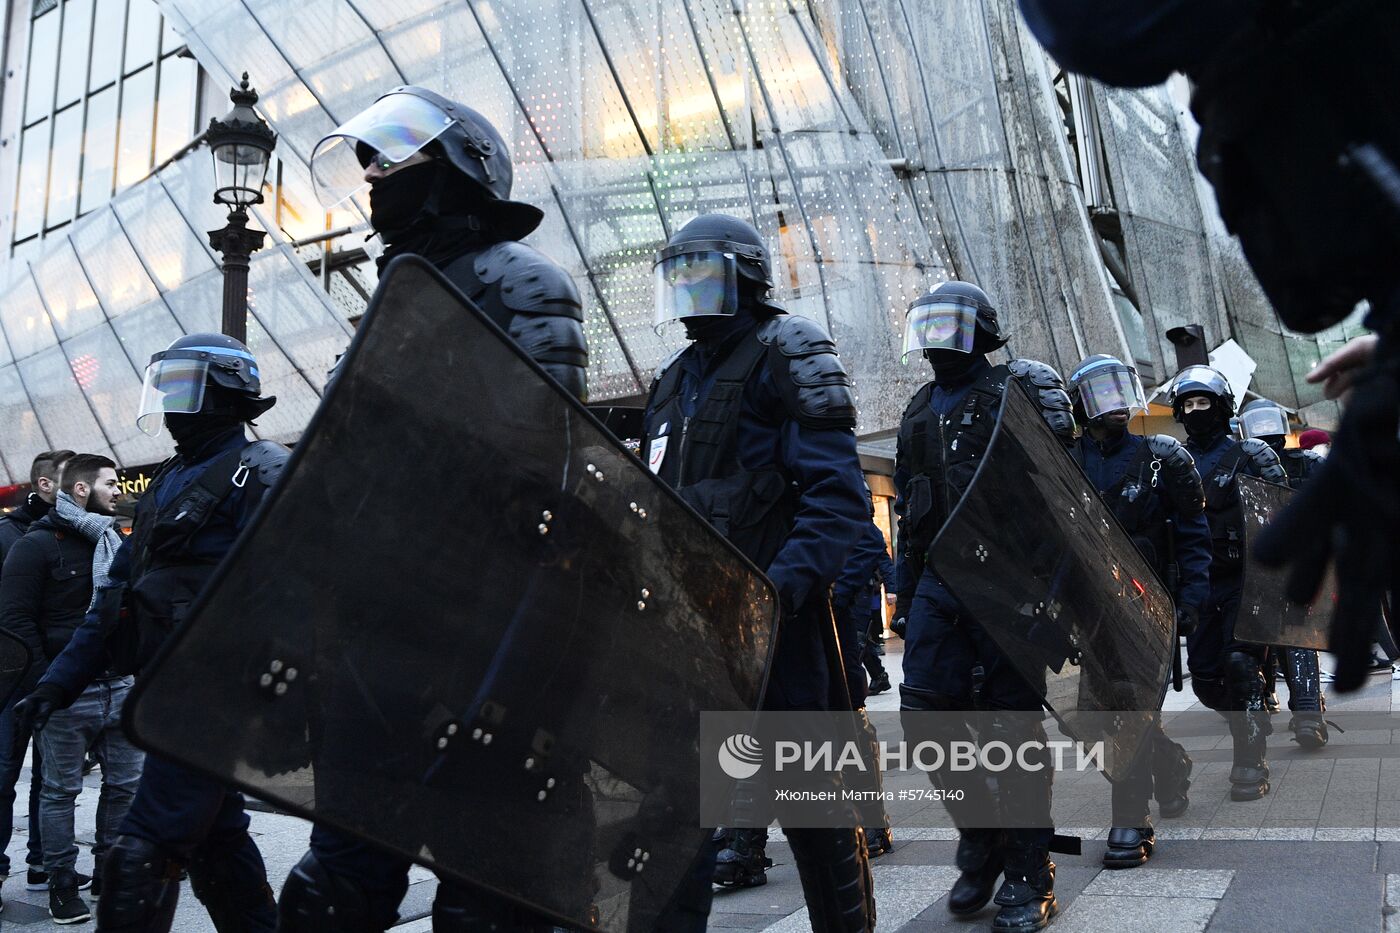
[153,54,198,164]
[63,325,160,464]
[88,0,125,91]
[14,123,52,242]
[116,67,156,189]
[55,0,93,108]
[69,205,160,314]
[0,273,59,360]
[110,176,216,291]
[81,85,119,212]
[24,10,60,121]
[18,345,114,460]
[161,11,181,53]
[122,0,161,73]
[0,365,53,484]
[32,238,103,340]
[46,105,83,227]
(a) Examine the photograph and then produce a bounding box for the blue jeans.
[0,697,42,876]
[37,678,144,874]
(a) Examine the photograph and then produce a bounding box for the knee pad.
[187,837,277,933]
[277,850,387,933]
[96,835,182,933]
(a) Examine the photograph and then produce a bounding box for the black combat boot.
[1152,730,1193,819]
[712,828,772,888]
[1103,826,1155,869]
[1226,651,1272,801]
[947,828,1003,915]
[1284,647,1328,749]
[991,839,1057,932]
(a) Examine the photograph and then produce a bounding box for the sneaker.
[28,868,91,892]
[49,871,92,925]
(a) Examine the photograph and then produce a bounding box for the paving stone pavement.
[2,639,1398,930]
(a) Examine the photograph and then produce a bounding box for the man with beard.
[1167,366,1286,800]
[275,88,589,932]
[1066,355,1209,867]
[15,334,288,931]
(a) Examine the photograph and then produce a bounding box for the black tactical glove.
[1255,341,1400,692]
[890,591,912,639]
[14,682,66,733]
[1175,606,1199,638]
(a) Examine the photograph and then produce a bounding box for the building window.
[11,0,201,256]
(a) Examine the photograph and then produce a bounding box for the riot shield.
[0,630,30,708]
[126,256,777,932]
[927,382,1175,780]
[1234,474,1334,650]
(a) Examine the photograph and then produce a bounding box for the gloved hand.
[14,683,66,733]
[1255,339,1400,692]
[1175,606,1199,638]
[891,591,912,639]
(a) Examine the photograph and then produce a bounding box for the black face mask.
[369,161,439,240]
[1182,408,1223,439]
[924,349,983,382]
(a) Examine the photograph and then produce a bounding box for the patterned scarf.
[53,491,121,609]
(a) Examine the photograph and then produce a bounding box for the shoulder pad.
[1146,433,1189,464]
[1238,437,1288,484]
[240,441,291,488]
[758,315,857,430]
[652,347,686,386]
[902,382,935,420]
[1296,449,1324,466]
[474,242,583,322]
[1007,358,1068,391]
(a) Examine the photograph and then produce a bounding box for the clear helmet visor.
[901,301,978,361]
[310,93,455,208]
[137,358,208,437]
[654,250,739,330]
[1077,368,1147,420]
[1239,406,1289,439]
[1171,365,1230,400]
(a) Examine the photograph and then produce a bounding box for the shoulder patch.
[474,241,583,321]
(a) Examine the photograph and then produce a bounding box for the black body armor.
[1200,438,1286,568]
[644,314,855,570]
[896,360,1073,570]
[1103,435,1204,570]
[439,241,588,401]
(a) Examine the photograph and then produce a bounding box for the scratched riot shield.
[126,256,777,932]
[0,630,30,708]
[927,383,1175,780]
[1234,474,1334,650]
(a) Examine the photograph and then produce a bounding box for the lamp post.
[206,73,277,343]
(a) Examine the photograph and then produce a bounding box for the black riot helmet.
[901,280,1007,362]
[137,333,275,437]
[1238,397,1291,442]
[1068,354,1148,424]
[310,86,543,239]
[1166,364,1235,421]
[653,214,781,328]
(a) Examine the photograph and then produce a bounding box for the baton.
[1165,519,1184,692]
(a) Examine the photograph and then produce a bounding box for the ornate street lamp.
[206,73,277,342]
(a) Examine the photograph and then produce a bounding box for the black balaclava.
[371,156,501,269]
[165,385,264,462]
[682,279,773,346]
[923,348,985,382]
[1180,394,1228,442]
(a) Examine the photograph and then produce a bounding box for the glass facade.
[0,0,1364,483]
[9,0,201,253]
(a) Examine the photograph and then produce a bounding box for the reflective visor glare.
[1240,408,1288,439]
[137,359,207,436]
[310,94,454,207]
[1080,370,1146,420]
[902,303,977,360]
[654,252,737,326]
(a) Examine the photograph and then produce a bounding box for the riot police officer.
[892,281,1074,931]
[1237,397,1328,747]
[1067,355,1211,867]
[1167,367,1286,800]
[281,88,589,932]
[642,213,875,931]
[16,333,288,931]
